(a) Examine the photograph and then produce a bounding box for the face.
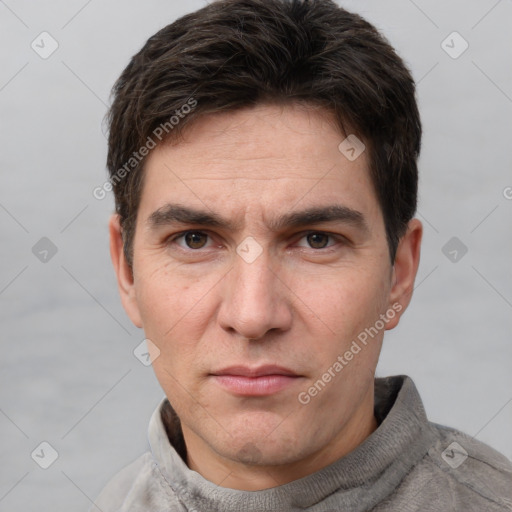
[110,103,421,483]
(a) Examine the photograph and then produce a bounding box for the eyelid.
[167,230,215,249]
[294,230,348,248]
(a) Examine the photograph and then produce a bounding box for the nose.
[216,247,292,341]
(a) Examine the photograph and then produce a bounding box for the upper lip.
[211,365,300,377]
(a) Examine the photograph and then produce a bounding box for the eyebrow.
[146,203,369,234]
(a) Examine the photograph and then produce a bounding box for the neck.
[182,385,378,490]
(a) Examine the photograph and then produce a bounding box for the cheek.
[295,266,389,338]
[136,268,210,407]
[136,260,203,329]
[291,267,390,387]
[134,265,210,370]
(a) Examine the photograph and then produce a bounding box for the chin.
[212,425,310,467]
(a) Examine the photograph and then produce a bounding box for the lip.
[210,365,302,396]
[212,365,299,377]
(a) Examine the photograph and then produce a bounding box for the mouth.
[210,365,302,396]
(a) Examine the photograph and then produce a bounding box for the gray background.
[1,0,511,510]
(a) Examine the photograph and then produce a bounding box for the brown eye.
[184,231,209,249]
[306,233,330,249]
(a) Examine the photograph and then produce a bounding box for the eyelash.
[166,230,347,252]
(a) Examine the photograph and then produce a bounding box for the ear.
[385,218,422,330]
[109,214,143,328]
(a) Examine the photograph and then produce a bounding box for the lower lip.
[212,375,300,396]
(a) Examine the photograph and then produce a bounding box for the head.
[108,0,422,488]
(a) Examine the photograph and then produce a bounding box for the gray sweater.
[90,375,512,511]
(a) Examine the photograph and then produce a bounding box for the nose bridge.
[218,245,289,340]
[235,250,275,301]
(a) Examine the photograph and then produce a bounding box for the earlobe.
[109,214,143,328]
[385,218,423,330]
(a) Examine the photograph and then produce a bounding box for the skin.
[110,103,422,490]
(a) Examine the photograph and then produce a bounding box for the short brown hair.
[106,0,421,269]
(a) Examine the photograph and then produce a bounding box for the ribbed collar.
[148,375,437,511]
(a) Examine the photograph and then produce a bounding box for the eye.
[170,231,212,250]
[296,232,340,249]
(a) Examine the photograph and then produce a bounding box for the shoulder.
[88,452,152,512]
[89,451,185,512]
[387,422,512,511]
[430,423,511,493]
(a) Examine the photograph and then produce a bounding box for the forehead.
[138,103,382,228]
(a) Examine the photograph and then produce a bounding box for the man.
[93,0,512,510]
